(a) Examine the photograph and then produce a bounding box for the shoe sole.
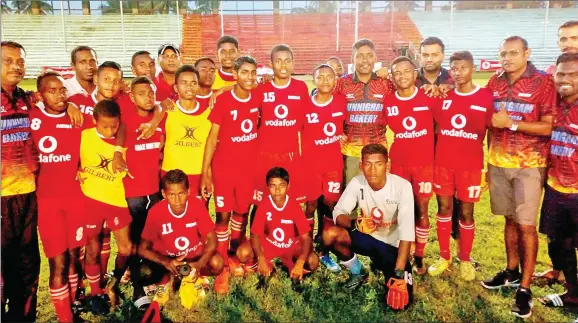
[480,281,520,290]
[344,273,369,291]
[511,309,532,319]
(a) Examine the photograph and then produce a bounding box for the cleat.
[120,269,131,285]
[214,268,230,295]
[459,261,476,281]
[133,295,151,310]
[481,269,521,290]
[428,257,451,277]
[320,254,341,273]
[414,256,427,275]
[229,258,245,277]
[89,295,109,315]
[291,278,304,293]
[153,282,170,306]
[104,276,121,308]
[243,262,258,275]
[511,288,533,318]
[344,270,369,291]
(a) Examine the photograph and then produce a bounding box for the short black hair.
[449,51,474,64]
[271,44,293,61]
[130,76,153,90]
[361,144,388,160]
[71,46,96,64]
[1,41,26,55]
[97,61,122,76]
[162,169,189,190]
[131,50,152,66]
[556,52,578,65]
[194,57,215,68]
[313,63,335,76]
[93,99,121,121]
[266,167,290,185]
[234,56,257,72]
[36,70,62,92]
[420,37,445,53]
[390,56,418,70]
[559,20,578,31]
[502,36,529,50]
[175,64,199,83]
[217,35,239,49]
[352,38,375,53]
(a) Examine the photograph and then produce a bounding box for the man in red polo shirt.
[546,21,578,75]
[155,43,181,102]
[481,36,557,319]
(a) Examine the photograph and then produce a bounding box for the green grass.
[33,72,578,322]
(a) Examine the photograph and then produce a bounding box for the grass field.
[27,72,578,322]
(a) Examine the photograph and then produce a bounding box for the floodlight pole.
[449,1,454,50]
[543,1,550,47]
[336,0,340,51]
[354,0,359,42]
[120,0,126,55]
[220,3,224,37]
[176,0,181,39]
[60,0,67,53]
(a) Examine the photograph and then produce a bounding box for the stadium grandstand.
[2,0,577,78]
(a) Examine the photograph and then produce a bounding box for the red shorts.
[390,164,434,200]
[305,168,343,202]
[161,171,201,197]
[434,165,483,203]
[38,197,86,258]
[84,197,132,238]
[213,162,254,214]
[254,151,305,203]
[262,238,300,263]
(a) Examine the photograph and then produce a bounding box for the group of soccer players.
[1,19,577,322]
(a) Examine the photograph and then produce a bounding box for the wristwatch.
[509,121,519,131]
[114,145,124,153]
[394,269,405,279]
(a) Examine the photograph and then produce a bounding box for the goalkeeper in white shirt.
[323,144,415,310]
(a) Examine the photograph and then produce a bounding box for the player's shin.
[229,212,248,253]
[100,231,112,284]
[85,237,103,296]
[414,200,431,261]
[458,202,475,262]
[68,247,81,299]
[49,254,73,322]
[215,212,231,263]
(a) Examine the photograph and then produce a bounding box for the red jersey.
[257,78,309,154]
[115,93,133,111]
[122,105,165,198]
[196,91,213,111]
[208,90,260,165]
[69,92,98,116]
[486,63,557,168]
[547,101,578,194]
[383,88,437,166]
[301,94,347,169]
[434,86,494,171]
[29,107,83,198]
[1,87,38,196]
[251,195,310,250]
[154,72,176,102]
[141,197,214,258]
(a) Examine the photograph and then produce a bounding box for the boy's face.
[268,177,289,204]
[233,62,257,91]
[162,182,190,214]
[313,67,336,94]
[130,83,155,111]
[93,115,120,139]
[38,76,68,113]
[272,50,293,79]
[174,72,199,100]
[96,67,122,99]
[217,42,238,69]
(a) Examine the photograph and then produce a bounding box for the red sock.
[459,221,475,261]
[215,223,230,264]
[68,274,79,300]
[50,285,73,322]
[414,225,430,258]
[307,218,315,235]
[85,264,102,296]
[79,247,86,273]
[100,236,111,281]
[230,213,245,251]
[436,214,452,260]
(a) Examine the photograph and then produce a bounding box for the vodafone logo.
[402,117,417,131]
[323,122,336,136]
[272,228,285,242]
[174,237,190,251]
[274,104,288,119]
[240,119,253,134]
[38,136,57,153]
[451,114,467,129]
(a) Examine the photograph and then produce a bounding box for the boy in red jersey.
[138,169,223,307]
[200,56,261,294]
[383,56,439,275]
[302,64,346,273]
[30,71,86,322]
[121,76,165,308]
[195,57,216,108]
[427,51,493,280]
[77,100,133,313]
[236,167,319,281]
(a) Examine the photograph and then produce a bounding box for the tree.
[425,0,433,11]
[100,0,129,14]
[2,0,12,13]
[82,0,90,15]
[191,0,217,14]
[11,0,53,14]
[393,1,420,11]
